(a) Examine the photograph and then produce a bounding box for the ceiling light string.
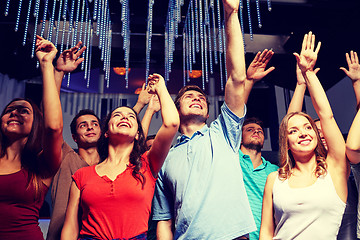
[84,15,92,80]
[222,21,227,82]
[187,24,192,83]
[61,0,69,52]
[15,0,23,32]
[72,0,82,46]
[86,28,93,88]
[122,0,131,88]
[211,0,217,65]
[198,0,205,89]
[66,0,75,49]
[47,0,57,41]
[4,0,11,16]
[100,0,108,60]
[105,27,112,86]
[40,0,49,37]
[255,0,262,28]
[54,0,63,48]
[31,0,40,59]
[81,5,90,71]
[187,17,193,76]
[78,0,86,45]
[267,0,272,11]
[22,0,33,46]
[239,0,246,52]
[190,0,196,64]
[183,25,186,86]
[145,0,155,84]
[246,0,253,40]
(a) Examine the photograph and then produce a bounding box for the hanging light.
[188,70,202,78]
[113,67,131,76]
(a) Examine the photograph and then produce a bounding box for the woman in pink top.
[61,74,179,240]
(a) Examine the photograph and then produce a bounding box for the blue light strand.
[190,0,196,63]
[72,0,82,45]
[66,72,71,87]
[86,28,93,88]
[31,7,40,58]
[5,0,11,16]
[60,13,67,53]
[187,18,192,73]
[66,0,76,49]
[47,0,57,41]
[255,0,262,28]
[246,0,253,40]
[216,0,223,53]
[84,21,91,79]
[33,0,40,17]
[207,22,213,74]
[15,0,23,32]
[63,0,68,19]
[79,0,86,44]
[203,21,208,84]
[211,4,217,64]
[222,23,228,82]
[194,0,199,52]
[239,1,246,52]
[40,0,49,37]
[145,0,155,84]
[22,0,33,46]
[96,0,102,35]
[183,29,186,86]
[267,0,272,11]
[54,0,63,47]
[93,0,98,20]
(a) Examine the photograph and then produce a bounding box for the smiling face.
[1,100,34,139]
[72,114,101,148]
[106,106,139,141]
[177,90,209,121]
[287,114,318,155]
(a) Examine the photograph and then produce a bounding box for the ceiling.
[0,0,360,95]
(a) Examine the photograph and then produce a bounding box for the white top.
[273,172,346,240]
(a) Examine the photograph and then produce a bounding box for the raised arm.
[147,74,179,176]
[157,220,173,240]
[35,36,63,181]
[344,51,360,164]
[61,181,80,240]
[141,94,160,138]
[54,42,86,94]
[133,83,152,114]
[245,49,275,104]
[287,63,320,114]
[340,51,360,108]
[294,32,347,184]
[259,172,276,240]
[222,0,246,116]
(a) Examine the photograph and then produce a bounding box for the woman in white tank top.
[259,32,349,240]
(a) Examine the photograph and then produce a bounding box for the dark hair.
[174,85,210,114]
[243,117,264,131]
[146,134,156,142]
[97,106,147,188]
[0,98,44,198]
[70,109,100,135]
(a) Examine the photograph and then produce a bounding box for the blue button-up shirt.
[152,103,256,240]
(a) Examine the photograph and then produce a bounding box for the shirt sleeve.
[217,102,246,152]
[152,168,173,221]
[72,168,83,190]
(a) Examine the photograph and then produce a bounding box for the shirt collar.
[175,124,209,146]
[239,149,267,170]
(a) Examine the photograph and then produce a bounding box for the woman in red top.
[61,74,179,240]
[0,37,63,240]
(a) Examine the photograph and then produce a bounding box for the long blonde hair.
[278,112,327,180]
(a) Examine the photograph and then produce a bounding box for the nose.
[192,96,201,102]
[298,130,307,138]
[9,109,19,117]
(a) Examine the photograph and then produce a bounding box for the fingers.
[314,41,321,54]
[340,67,349,75]
[345,52,351,66]
[301,33,307,52]
[309,32,315,51]
[293,52,301,63]
[314,68,320,74]
[354,51,359,64]
[264,66,275,75]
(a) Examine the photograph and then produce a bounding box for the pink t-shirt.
[73,152,157,239]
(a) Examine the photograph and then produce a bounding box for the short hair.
[70,109,100,135]
[174,85,210,114]
[243,117,264,131]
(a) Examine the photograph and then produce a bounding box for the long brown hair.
[278,112,327,180]
[98,106,147,188]
[0,98,45,199]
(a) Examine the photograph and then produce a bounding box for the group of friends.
[1,0,360,239]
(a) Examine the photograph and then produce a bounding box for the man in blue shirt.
[152,0,257,239]
[239,118,279,240]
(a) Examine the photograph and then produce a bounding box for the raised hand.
[296,63,320,85]
[35,35,57,63]
[56,41,86,73]
[293,31,321,72]
[247,49,275,82]
[147,73,166,94]
[222,0,240,14]
[148,94,161,113]
[340,51,360,82]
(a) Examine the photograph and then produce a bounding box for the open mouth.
[7,120,22,125]
[298,139,311,145]
[117,122,131,128]
[189,103,202,109]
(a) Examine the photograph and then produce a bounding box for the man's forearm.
[157,220,173,240]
